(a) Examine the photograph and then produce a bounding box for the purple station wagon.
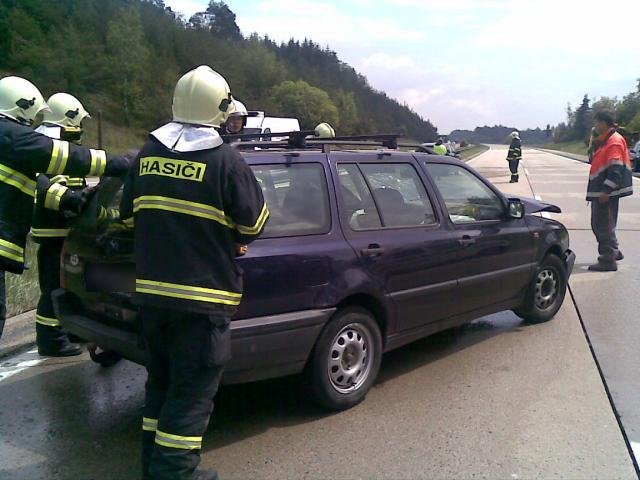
[53,135,575,410]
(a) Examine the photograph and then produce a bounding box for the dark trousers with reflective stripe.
[591,197,620,263]
[141,306,230,480]
[0,270,6,338]
[508,158,520,181]
[36,240,66,347]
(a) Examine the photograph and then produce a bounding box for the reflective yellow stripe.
[0,163,37,197]
[44,182,68,211]
[155,430,202,450]
[89,149,107,176]
[236,203,269,235]
[0,238,24,263]
[36,314,61,327]
[30,228,70,238]
[66,177,85,187]
[49,175,69,184]
[142,417,158,432]
[136,279,242,306]
[133,196,234,229]
[47,139,70,175]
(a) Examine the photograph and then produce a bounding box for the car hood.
[519,196,562,214]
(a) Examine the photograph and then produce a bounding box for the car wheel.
[306,307,382,411]
[514,254,567,324]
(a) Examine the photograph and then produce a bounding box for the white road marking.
[0,348,45,383]
[631,441,640,465]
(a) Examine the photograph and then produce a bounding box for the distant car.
[245,111,300,140]
[54,137,575,411]
[630,140,640,172]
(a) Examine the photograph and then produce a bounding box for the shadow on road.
[0,312,527,479]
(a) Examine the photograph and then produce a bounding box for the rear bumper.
[52,289,333,385]
[564,249,576,276]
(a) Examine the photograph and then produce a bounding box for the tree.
[334,90,358,134]
[269,80,339,129]
[572,94,591,141]
[206,1,241,40]
[105,6,150,125]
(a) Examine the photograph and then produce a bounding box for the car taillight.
[60,244,67,289]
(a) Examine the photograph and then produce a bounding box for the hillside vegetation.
[0,0,438,149]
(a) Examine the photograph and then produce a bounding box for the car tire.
[514,254,567,324]
[306,307,382,411]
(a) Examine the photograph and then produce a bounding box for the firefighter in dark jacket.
[31,92,93,356]
[586,110,633,272]
[0,76,129,339]
[507,131,522,183]
[222,97,248,135]
[119,66,268,480]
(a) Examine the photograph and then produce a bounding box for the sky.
[165,0,640,134]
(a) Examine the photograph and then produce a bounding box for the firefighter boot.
[588,261,617,272]
[142,430,156,480]
[36,323,82,357]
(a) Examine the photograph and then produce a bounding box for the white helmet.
[172,65,232,127]
[228,98,248,118]
[315,122,336,138]
[42,93,90,131]
[0,76,49,126]
[510,131,520,139]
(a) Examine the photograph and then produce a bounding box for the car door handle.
[361,244,385,257]
[458,236,476,248]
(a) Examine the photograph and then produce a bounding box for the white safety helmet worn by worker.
[172,65,233,127]
[511,131,520,139]
[315,122,336,138]
[226,98,248,133]
[42,93,90,133]
[0,76,49,126]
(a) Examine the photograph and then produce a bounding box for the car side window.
[337,164,383,230]
[425,163,504,224]
[337,163,437,229]
[250,163,331,237]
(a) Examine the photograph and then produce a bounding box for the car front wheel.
[307,307,382,411]
[515,254,567,324]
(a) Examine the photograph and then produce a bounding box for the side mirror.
[508,199,524,219]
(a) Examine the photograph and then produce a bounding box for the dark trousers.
[141,306,230,480]
[591,197,620,263]
[35,240,68,348]
[0,270,5,338]
[508,158,520,181]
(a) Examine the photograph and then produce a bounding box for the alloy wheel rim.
[327,323,374,394]
[535,268,558,310]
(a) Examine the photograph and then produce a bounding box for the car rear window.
[250,163,331,238]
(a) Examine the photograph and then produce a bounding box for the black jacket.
[507,138,522,161]
[119,136,268,317]
[0,117,128,273]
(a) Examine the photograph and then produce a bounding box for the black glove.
[60,185,99,219]
[104,150,139,179]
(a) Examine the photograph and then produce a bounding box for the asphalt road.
[0,146,637,479]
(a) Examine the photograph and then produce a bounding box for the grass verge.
[539,141,587,156]
[460,144,489,160]
[6,238,40,317]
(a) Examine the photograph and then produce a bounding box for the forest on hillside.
[0,0,438,142]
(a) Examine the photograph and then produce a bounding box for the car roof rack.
[222,131,435,153]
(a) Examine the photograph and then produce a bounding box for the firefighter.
[587,110,633,271]
[119,65,268,480]
[315,122,336,138]
[507,131,522,183]
[433,138,448,155]
[223,98,248,135]
[0,76,129,340]
[31,93,92,356]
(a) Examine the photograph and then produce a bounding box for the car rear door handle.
[361,244,385,257]
[458,236,476,248]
